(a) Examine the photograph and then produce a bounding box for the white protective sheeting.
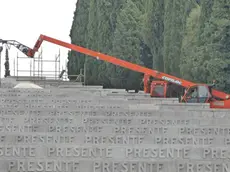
[14,82,43,89]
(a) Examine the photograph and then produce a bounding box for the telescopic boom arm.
[2,34,229,101]
[31,35,196,88]
[0,39,33,58]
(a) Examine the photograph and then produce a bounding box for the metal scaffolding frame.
[15,48,61,87]
[13,48,85,87]
[62,62,85,84]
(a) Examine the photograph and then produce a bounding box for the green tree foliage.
[68,0,230,92]
[163,0,195,77]
[142,0,163,71]
[67,0,90,81]
[198,0,214,41]
[199,0,230,91]
[180,4,202,80]
[109,0,145,89]
[85,0,122,86]
[181,0,230,92]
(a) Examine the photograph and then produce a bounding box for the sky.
[0,0,77,79]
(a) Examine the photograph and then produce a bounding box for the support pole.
[84,62,86,85]
[58,49,60,80]
[0,46,3,87]
[14,58,15,76]
[4,49,10,78]
[16,53,18,80]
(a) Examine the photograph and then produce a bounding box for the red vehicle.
[1,35,230,109]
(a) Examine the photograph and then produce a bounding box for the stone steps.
[0,78,230,172]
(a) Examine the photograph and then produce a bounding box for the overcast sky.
[0,0,77,79]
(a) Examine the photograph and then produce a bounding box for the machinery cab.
[144,74,168,98]
[150,81,167,97]
[181,85,212,103]
[143,74,151,93]
[150,80,183,98]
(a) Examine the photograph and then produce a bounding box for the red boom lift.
[1,35,230,109]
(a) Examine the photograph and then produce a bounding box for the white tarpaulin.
[14,82,43,89]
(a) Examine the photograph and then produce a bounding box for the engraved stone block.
[0,82,229,172]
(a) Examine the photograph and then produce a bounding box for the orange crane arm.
[31,35,230,100]
[2,34,229,100]
[29,34,196,88]
[211,89,229,100]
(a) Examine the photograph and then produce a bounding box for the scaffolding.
[15,48,61,87]
[14,48,85,87]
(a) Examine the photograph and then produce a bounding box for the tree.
[67,0,90,81]
[85,0,123,86]
[4,49,10,78]
[142,0,163,71]
[110,0,144,89]
[67,0,230,93]
[200,0,230,91]
[180,4,202,80]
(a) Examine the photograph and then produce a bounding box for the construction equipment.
[0,39,33,58]
[1,34,230,109]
